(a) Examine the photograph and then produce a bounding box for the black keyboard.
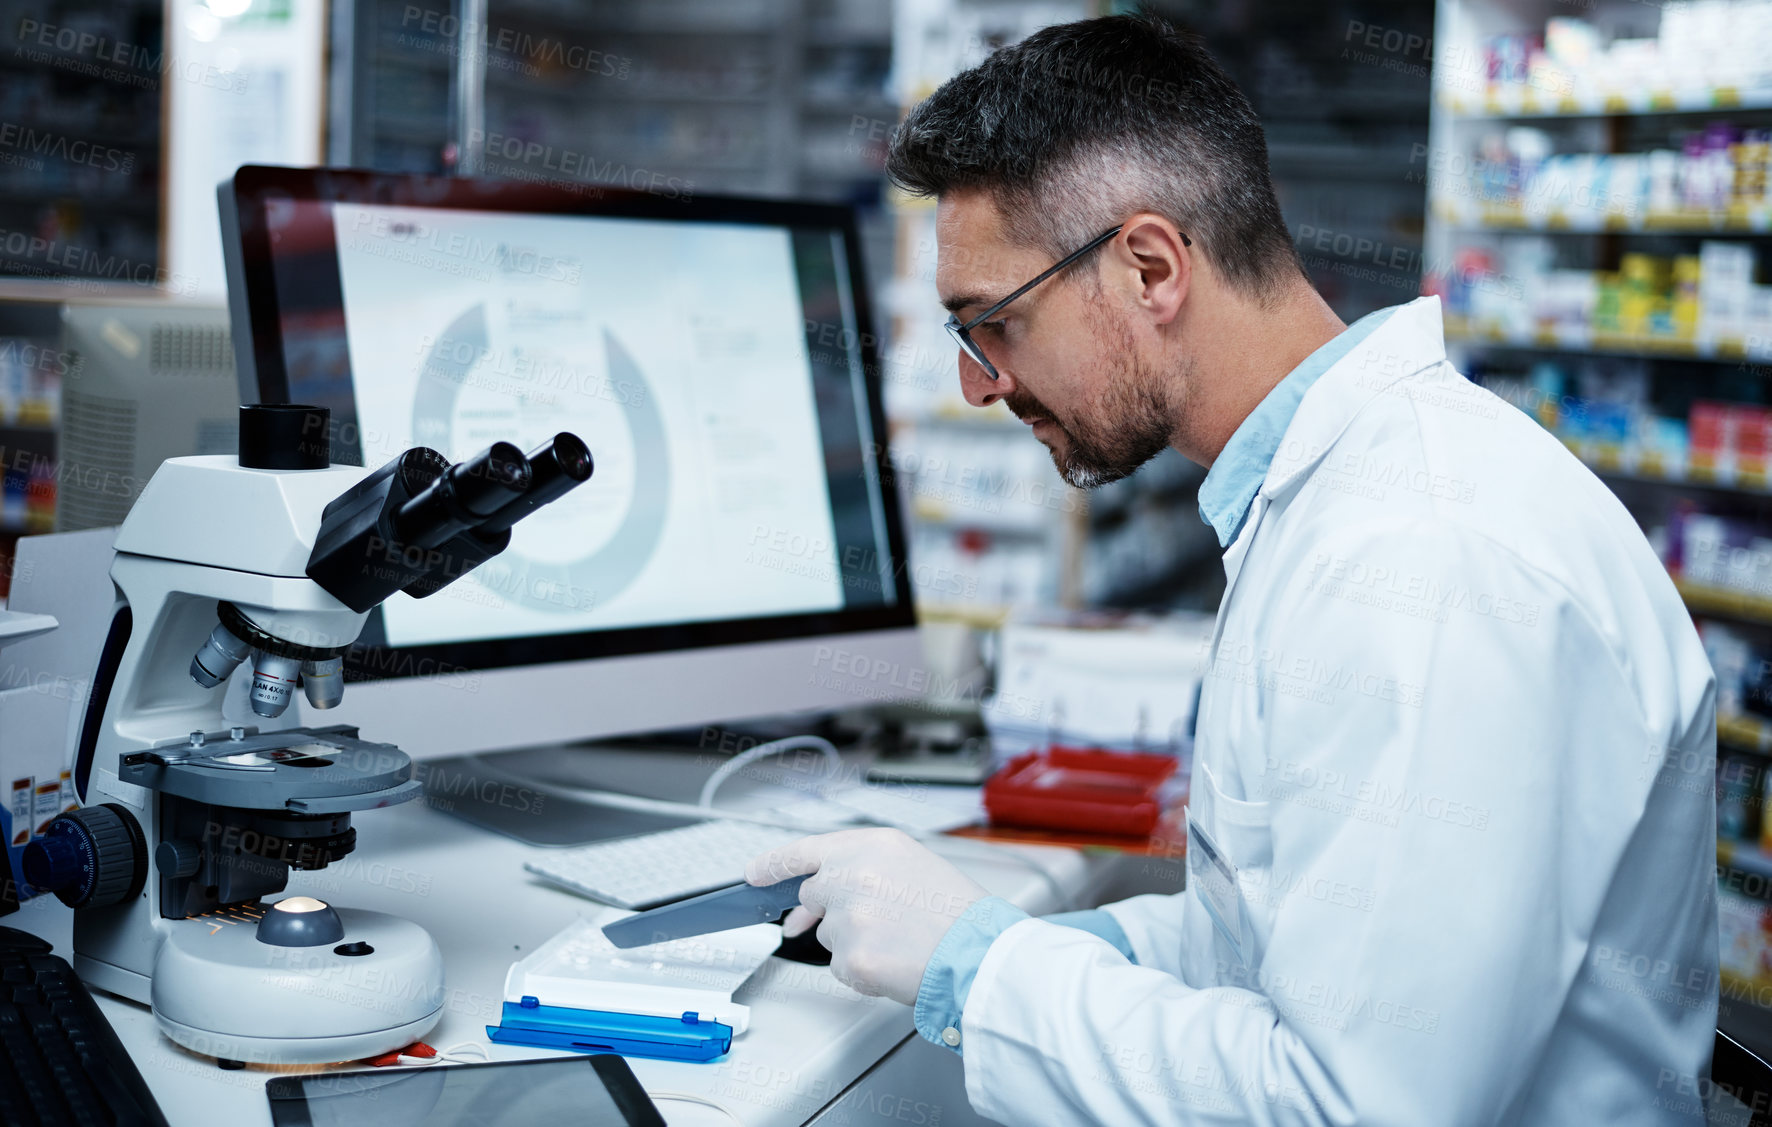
[0,925,169,1127]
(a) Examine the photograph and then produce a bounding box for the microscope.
[20,405,592,1066]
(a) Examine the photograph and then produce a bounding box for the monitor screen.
[223,167,912,681]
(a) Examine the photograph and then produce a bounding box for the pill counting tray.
[983,748,1181,836]
[503,916,781,1035]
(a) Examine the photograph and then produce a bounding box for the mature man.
[747,14,1718,1125]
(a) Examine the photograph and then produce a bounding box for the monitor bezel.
[223,163,917,683]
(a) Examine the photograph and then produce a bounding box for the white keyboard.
[524,820,807,910]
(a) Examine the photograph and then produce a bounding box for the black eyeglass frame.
[943,224,1191,380]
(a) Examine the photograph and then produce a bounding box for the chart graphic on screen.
[329,202,847,648]
[411,306,670,613]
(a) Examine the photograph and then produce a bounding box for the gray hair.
[886,13,1304,298]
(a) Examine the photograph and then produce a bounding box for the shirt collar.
[1196,305,1399,547]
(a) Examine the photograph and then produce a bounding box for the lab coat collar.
[1197,306,1398,548]
[1259,295,1448,502]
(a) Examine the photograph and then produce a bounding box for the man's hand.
[745,828,990,1006]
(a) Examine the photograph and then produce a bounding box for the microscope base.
[157,1008,444,1067]
[148,908,445,1065]
[71,953,152,1006]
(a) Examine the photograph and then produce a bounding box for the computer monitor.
[219,165,922,762]
[57,302,239,532]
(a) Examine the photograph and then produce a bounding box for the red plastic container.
[983,747,1180,836]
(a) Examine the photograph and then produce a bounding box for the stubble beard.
[1007,311,1176,490]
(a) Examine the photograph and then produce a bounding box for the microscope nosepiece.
[189,623,254,689]
[249,652,303,717]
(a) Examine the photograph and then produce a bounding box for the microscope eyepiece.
[238,404,330,471]
[398,447,452,496]
[548,432,594,483]
[449,441,531,514]
[393,441,532,549]
[476,433,596,535]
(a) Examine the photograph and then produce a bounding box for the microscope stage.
[119,725,421,813]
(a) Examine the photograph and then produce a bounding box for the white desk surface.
[11,787,1112,1126]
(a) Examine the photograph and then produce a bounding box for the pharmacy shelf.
[485,74,775,104]
[1584,457,1772,498]
[801,92,897,115]
[483,2,784,38]
[898,412,1025,434]
[1433,199,1772,235]
[1445,316,1763,365]
[1089,552,1210,612]
[909,499,1053,538]
[1724,969,1764,1000]
[1432,0,1772,1055]
[1720,969,1772,1061]
[1721,712,1772,754]
[804,23,891,49]
[1676,581,1772,628]
[0,188,157,215]
[1439,84,1772,121]
[1720,837,1772,879]
[1267,140,1417,179]
[915,601,1011,629]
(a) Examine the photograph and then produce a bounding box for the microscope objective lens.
[249,652,303,717]
[189,622,253,689]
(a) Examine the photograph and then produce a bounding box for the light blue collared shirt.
[1196,305,1398,547]
[913,900,1135,1054]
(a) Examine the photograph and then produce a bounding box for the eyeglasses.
[944,224,1190,380]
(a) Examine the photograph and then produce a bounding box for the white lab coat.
[960,296,1719,1125]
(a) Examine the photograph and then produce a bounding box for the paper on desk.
[984,613,1215,761]
[505,916,779,1035]
[769,784,985,834]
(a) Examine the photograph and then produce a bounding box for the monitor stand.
[416,743,715,847]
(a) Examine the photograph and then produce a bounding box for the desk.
[10,780,1122,1126]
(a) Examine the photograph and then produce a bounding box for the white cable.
[646,1090,745,1124]
[465,744,850,833]
[388,1040,492,1066]
[470,762,846,833]
[436,1042,491,1064]
[696,735,842,809]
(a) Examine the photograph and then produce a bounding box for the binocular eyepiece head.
[304,432,594,615]
[195,412,595,713]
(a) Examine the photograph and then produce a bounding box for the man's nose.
[958,351,1010,408]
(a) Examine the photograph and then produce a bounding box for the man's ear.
[1114,213,1191,326]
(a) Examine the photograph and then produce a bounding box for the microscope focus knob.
[21,804,148,909]
[155,839,203,880]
